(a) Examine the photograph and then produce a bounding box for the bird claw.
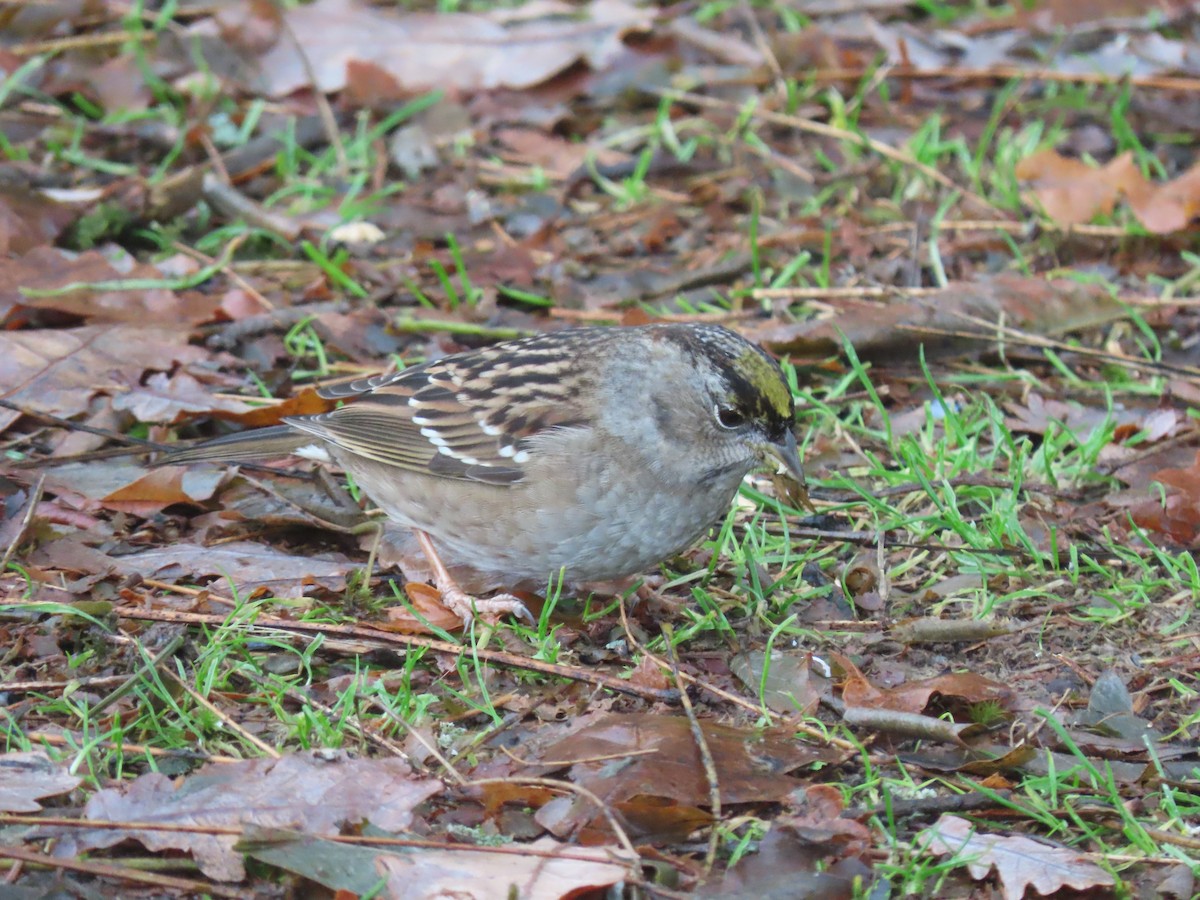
[413,529,534,626]
[441,586,534,626]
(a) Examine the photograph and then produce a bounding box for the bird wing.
[288,335,592,485]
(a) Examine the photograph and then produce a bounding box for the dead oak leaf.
[0,325,210,435]
[54,752,443,882]
[1130,450,1200,546]
[250,0,650,97]
[922,814,1115,900]
[0,751,82,813]
[530,712,833,841]
[1015,149,1142,226]
[1017,148,1200,233]
[375,836,636,900]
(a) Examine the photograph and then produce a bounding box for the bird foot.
[439,585,534,626]
[413,529,533,626]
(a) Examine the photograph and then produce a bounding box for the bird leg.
[414,530,533,625]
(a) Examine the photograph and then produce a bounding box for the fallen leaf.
[376,836,635,900]
[1130,450,1200,546]
[0,184,79,254]
[55,752,443,881]
[1015,149,1141,225]
[746,274,1124,360]
[0,248,222,328]
[922,814,1115,900]
[0,751,82,812]
[250,0,650,97]
[1017,148,1200,233]
[111,371,258,424]
[36,537,354,598]
[530,712,832,841]
[39,460,224,516]
[0,325,211,434]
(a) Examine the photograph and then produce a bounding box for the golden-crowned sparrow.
[162,324,805,623]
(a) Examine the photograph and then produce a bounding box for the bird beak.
[765,430,805,483]
[760,430,813,511]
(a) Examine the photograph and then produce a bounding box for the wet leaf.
[252,0,651,97]
[922,814,1115,900]
[0,325,210,434]
[530,713,832,840]
[54,752,441,882]
[0,184,80,255]
[1130,450,1200,545]
[36,536,353,598]
[0,751,82,813]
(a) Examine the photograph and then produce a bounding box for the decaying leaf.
[527,713,833,841]
[0,751,82,813]
[922,814,1115,900]
[55,752,442,881]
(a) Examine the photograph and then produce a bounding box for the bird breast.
[335,432,749,586]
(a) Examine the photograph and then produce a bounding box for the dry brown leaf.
[531,712,831,840]
[1017,148,1200,233]
[0,325,211,434]
[38,460,224,515]
[1015,149,1141,226]
[55,752,442,882]
[837,653,1011,716]
[0,751,82,813]
[922,814,1115,900]
[380,581,473,634]
[252,0,650,98]
[0,184,79,255]
[1130,450,1200,546]
[0,248,223,328]
[376,836,636,900]
[1125,158,1200,234]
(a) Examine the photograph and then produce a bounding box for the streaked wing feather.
[286,405,437,471]
[317,370,410,399]
[288,335,597,484]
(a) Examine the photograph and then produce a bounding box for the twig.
[0,400,164,450]
[500,744,658,768]
[9,31,152,55]
[3,675,135,694]
[752,285,941,300]
[278,13,347,177]
[1,472,43,572]
[738,0,786,105]
[206,300,352,350]
[201,174,302,242]
[347,692,462,781]
[616,596,857,750]
[809,64,1200,94]
[26,730,238,764]
[0,814,644,864]
[654,88,994,212]
[464,776,641,866]
[172,240,274,311]
[897,315,1200,379]
[660,623,720,880]
[87,635,187,717]
[0,844,241,898]
[115,605,681,703]
[170,677,282,759]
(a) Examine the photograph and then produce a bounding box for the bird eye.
[715,405,747,429]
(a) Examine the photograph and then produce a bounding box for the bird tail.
[155,425,313,466]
